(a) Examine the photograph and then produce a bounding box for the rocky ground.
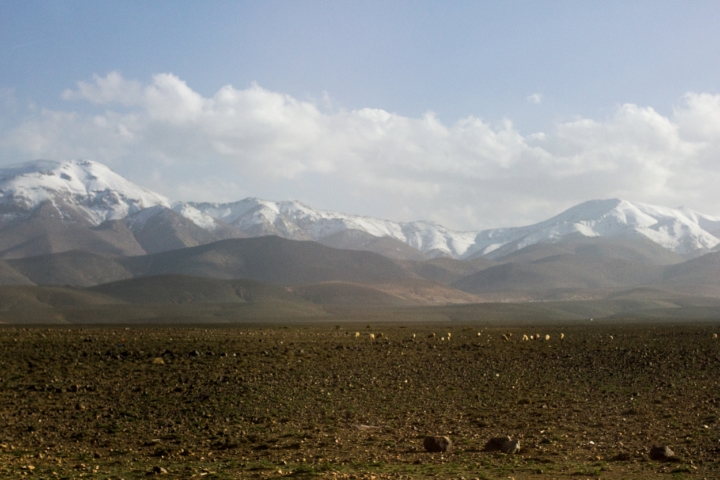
[0,323,719,479]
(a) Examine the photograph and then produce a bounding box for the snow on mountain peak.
[465,198,720,258]
[0,159,718,259]
[171,196,720,258]
[0,159,169,225]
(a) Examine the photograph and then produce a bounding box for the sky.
[1,1,720,230]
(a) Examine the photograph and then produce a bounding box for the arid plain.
[1,321,719,479]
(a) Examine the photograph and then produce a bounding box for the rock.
[423,435,452,453]
[484,436,511,452]
[501,439,520,454]
[649,445,675,461]
[484,436,520,454]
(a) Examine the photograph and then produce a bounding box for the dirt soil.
[0,323,719,479]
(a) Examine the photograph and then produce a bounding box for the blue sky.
[1,1,720,229]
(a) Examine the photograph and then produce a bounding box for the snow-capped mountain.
[0,159,169,225]
[0,159,718,260]
[180,198,478,257]
[179,197,720,258]
[463,199,720,258]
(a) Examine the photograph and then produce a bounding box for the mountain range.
[1,159,719,260]
[0,158,720,322]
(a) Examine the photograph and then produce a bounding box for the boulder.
[423,435,452,453]
[649,445,675,461]
[484,436,520,454]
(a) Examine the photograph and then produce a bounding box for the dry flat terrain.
[1,323,719,479]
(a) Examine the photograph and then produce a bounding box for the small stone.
[152,357,165,365]
[649,445,675,461]
[423,435,452,453]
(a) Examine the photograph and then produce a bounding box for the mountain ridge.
[0,159,718,260]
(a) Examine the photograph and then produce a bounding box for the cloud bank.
[2,72,720,230]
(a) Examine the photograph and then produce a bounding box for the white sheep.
[544,334,550,341]
[447,333,452,340]
[428,333,436,338]
[713,333,718,340]
[369,333,375,340]
[354,332,360,339]
[522,334,529,341]
[412,333,416,339]
[560,333,565,340]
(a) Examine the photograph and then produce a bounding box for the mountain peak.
[0,159,169,225]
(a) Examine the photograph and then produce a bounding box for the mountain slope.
[493,234,685,265]
[121,236,415,286]
[317,229,427,261]
[89,275,304,305]
[8,251,134,287]
[126,206,245,254]
[453,254,664,296]
[0,201,147,258]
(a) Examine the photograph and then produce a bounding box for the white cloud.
[2,72,720,229]
[527,93,543,104]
